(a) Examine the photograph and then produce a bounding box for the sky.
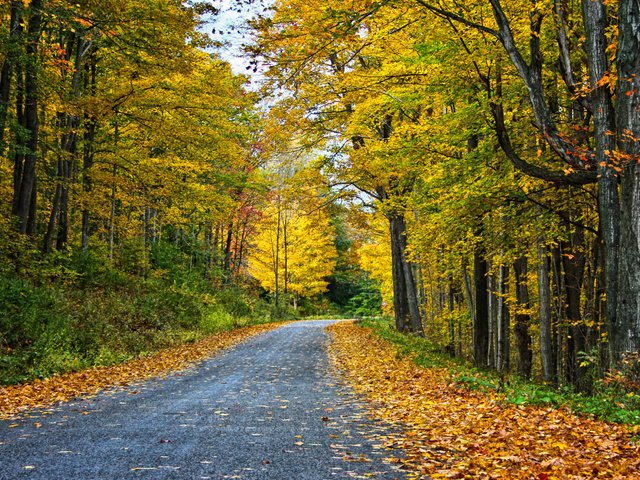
[203,0,272,83]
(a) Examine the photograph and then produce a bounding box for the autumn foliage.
[328,321,640,479]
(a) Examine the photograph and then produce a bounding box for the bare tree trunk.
[43,162,62,253]
[497,263,511,374]
[223,221,234,284]
[562,230,589,391]
[0,0,22,155]
[274,200,281,310]
[581,0,621,366]
[538,238,555,384]
[15,0,44,235]
[108,164,117,265]
[11,63,25,216]
[615,0,640,361]
[473,243,489,368]
[487,271,496,369]
[514,256,531,379]
[388,212,423,335]
[551,245,565,383]
[447,272,456,356]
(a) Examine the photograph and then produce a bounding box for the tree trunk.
[562,232,589,391]
[581,0,621,368]
[388,212,423,335]
[223,221,234,284]
[81,116,96,253]
[447,272,456,356]
[274,200,281,309]
[538,239,556,384]
[108,164,117,265]
[43,164,62,253]
[15,0,44,235]
[0,0,22,155]
[473,244,489,368]
[11,63,25,217]
[497,263,511,374]
[615,0,640,361]
[514,256,532,379]
[487,271,496,368]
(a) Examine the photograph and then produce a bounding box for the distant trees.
[248,182,337,310]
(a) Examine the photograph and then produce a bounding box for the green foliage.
[0,248,275,385]
[345,287,382,318]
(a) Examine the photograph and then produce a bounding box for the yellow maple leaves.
[328,321,640,479]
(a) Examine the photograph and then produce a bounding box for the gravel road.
[0,320,406,479]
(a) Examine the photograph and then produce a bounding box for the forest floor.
[328,321,640,479]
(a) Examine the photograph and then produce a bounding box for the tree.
[248,185,337,309]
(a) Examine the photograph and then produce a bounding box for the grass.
[360,317,640,426]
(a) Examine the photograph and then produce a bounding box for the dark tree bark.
[223,221,234,284]
[11,62,25,216]
[14,0,44,235]
[514,256,532,379]
[581,0,621,368]
[615,0,640,360]
[473,243,489,368]
[496,263,510,374]
[538,238,556,384]
[0,0,22,155]
[562,230,590,391]
[388,212,423,335]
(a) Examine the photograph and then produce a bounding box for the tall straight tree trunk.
[497,263,510,374]
[388,212,423,335]
[487,272,496,369]
[447,272,456,356]
[551,245,565,383]
[581,0,621,366]
[0,0,22,155]
[514,256,532,379]
[108,164,117,264]
[562,232,589,391]
[81,51,97,253]
[389,215,410,332]
[462,257,475,358]
[615,0,640,361]
[11,63,25,216]
[223,221,234,284]
[473,243,489,368]
[274,200,281,310]
[283,209,289,295]
[81,117,96,253]
[43,161,63,253]
[15,0,44,235]
[538,239,556,384]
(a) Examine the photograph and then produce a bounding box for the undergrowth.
[361,317,640,426]
[0,248,276,385]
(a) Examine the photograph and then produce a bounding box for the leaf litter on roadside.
[327,321,640,479]
[0,323,282,419]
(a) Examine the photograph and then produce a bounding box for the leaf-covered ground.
[0,323,282,419]
[328,321,640,479]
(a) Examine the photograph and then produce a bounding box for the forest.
[1,0,639,412]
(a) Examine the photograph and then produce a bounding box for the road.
[0,320,406,479]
